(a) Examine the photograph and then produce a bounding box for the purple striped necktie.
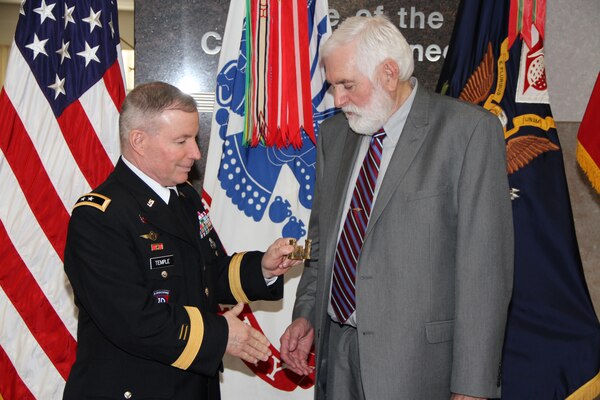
[331,129,386,323]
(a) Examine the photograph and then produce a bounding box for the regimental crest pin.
[209,237,217,249]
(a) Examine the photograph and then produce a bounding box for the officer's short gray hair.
[119,81,197,146]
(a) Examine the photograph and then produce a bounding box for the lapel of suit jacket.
[323,118,363,271]
[366,87,432,237]
[114,160,198,246]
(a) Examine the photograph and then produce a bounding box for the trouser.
[324,320,366,400]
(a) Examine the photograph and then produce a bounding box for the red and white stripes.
[0,38,125,398]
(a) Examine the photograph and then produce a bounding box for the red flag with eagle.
[438,0,600,398]
[202,0,334,398]
[0,0,125,398]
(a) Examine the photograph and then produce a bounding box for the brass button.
[124,391,132,399]
[205,287,209,297]
[161,270,168,278]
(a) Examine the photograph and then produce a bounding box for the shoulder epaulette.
[73,193,111,212]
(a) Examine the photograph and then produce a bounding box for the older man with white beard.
[280,15,514,400]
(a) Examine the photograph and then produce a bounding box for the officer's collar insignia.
[73,193,111,212]
[140,231,159,241]
[147,198,155,207]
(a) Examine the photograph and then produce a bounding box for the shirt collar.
[383,77,419,145]
[121,156,173,204]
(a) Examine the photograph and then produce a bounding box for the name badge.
[149,255,175,269]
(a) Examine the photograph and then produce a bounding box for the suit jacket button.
[161,270,168,278]
[124,391,132,399]
[205,287,210,297]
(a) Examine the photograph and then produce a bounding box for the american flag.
[0,0,125,398]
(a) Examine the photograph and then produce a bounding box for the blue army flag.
[437,1,600,399]
[202,0,334,398]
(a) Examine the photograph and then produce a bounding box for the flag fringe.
[244,0,314,149]
[576,141,600,194]
[565,370,600,400]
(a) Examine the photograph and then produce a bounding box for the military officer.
[63,81,299,399]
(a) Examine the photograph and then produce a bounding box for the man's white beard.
[343,83,395,135]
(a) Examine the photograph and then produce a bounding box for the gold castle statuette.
[287,239,312,260]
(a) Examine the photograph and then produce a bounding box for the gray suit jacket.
[293,87,514,399]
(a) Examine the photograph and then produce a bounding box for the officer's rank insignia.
[140,231,159,241]
[153,289,170,303]
[147,199,155,207]
[197,211,213,238]
[73,193,111,212]
[151,243,164,251]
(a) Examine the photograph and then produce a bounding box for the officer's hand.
[280,317,314,375]
[261,238,302,279]
[224,303,271,364]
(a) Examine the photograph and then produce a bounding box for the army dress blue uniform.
[63,158,283,399]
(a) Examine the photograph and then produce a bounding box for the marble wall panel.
[135,0,459,183]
